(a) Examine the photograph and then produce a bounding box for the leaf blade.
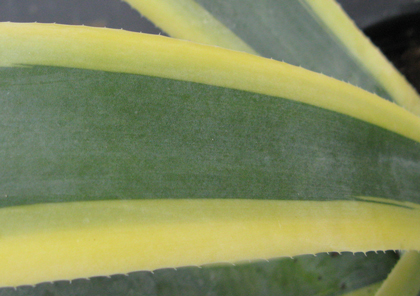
[123,0,420,115]
[1,23,420,294]
[1,23,419,142]
[123,0,257,54]
[1,199,418,287]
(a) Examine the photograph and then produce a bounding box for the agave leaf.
[2,198,419,286]
[342,282,382,296]
[124,0,420,115]
[117,0,257,54]
[0,23,419,295]
[0,252,397,296]
[374,251,420,296]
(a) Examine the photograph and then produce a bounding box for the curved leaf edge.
[1,22,420,144]
[303,0,420,116]
[374,251,420,296]
[121,0,420,116]
[0,198,419,287]
[123,0,257,54]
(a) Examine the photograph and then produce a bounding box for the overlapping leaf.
[1,0,420,295]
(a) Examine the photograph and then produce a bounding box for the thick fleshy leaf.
[124,0,420,115]
[1,23,420,294]
[375,251,420,296]
[0,252,398,296]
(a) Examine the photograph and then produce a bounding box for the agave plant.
[1,0,420,295]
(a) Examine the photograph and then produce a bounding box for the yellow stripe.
[123,0,257,54]
[1,23,420,143]
[0,199,419,287]
[375,251,420,296]
[127,0,420,115]
[302,0,420,116]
